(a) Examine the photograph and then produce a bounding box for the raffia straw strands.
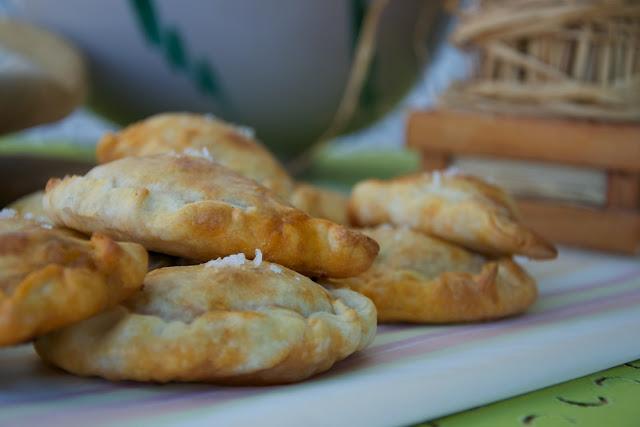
[443,0,640,122]
[440,83,640,121]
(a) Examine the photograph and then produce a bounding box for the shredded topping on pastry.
[269,264,283,273]
[252,249,263,267]
[182,147,213,161]
[0,208,17,218]
[206,252,247,268]
[205,249,263,268]
[19,211,53,226]
[233,125,255,139]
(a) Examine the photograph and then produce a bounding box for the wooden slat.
[420,151,450,171]
[407,109,640,172]
[607,171,640,209]
[518,198,640,254]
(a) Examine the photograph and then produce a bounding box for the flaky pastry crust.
[0,217,147,346]
[44,155,378,278]
[349,172,556,259]
[96,113,294,199]
[35,260,376,384]
[324,225,537,323]
[289,183,349,225]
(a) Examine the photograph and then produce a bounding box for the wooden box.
[407,109,640,253]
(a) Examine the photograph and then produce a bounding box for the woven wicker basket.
[442,0,640,122]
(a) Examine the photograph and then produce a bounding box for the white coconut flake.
[183,147,213,161]
[23,212,34,220]
[252,249,263,267]
[431,170,442,188]
[205,252,247,268]
[0,208,16,219]
[269,264,282,273]
[233,125,255,139]
[40,223,53,229]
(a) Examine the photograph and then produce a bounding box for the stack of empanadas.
[1,113,377,384]
[325,171,556,323]
[1,112,556,385]
[0,214,147,347]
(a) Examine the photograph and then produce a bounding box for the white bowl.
[13,0,445,156]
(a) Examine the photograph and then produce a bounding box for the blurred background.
[2,0,639,253]
[0,0,461,155]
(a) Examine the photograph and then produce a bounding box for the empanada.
[7,190,51,224]
[97,113,294,199]
[35,255,376,384]
[324,225,537,323]
[44,154,378,278]
[349,171,556,259]
[0,214,147,346]
[289,183,349,225]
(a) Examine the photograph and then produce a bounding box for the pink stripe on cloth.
[6,387,263,427]
[541,268,640,298]
[375,268,640,338]
[375,267,640,338]
[0,384,120,405]
[345,287,640,366]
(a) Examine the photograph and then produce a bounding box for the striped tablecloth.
[2,248,639,427]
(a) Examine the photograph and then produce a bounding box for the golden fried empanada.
[324,225,537,323]
[289,183,349,225]
[44,154,378,278]
[97,113,294,198]
[7,191,51,224]
[0,214,147,346]
[35,256,376,384]
[349,172,556,259]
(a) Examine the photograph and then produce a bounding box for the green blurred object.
[301,147,421,191]
[0,136,95,162]
[417,360,640,427]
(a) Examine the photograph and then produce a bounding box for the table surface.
[2,247,639,427]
